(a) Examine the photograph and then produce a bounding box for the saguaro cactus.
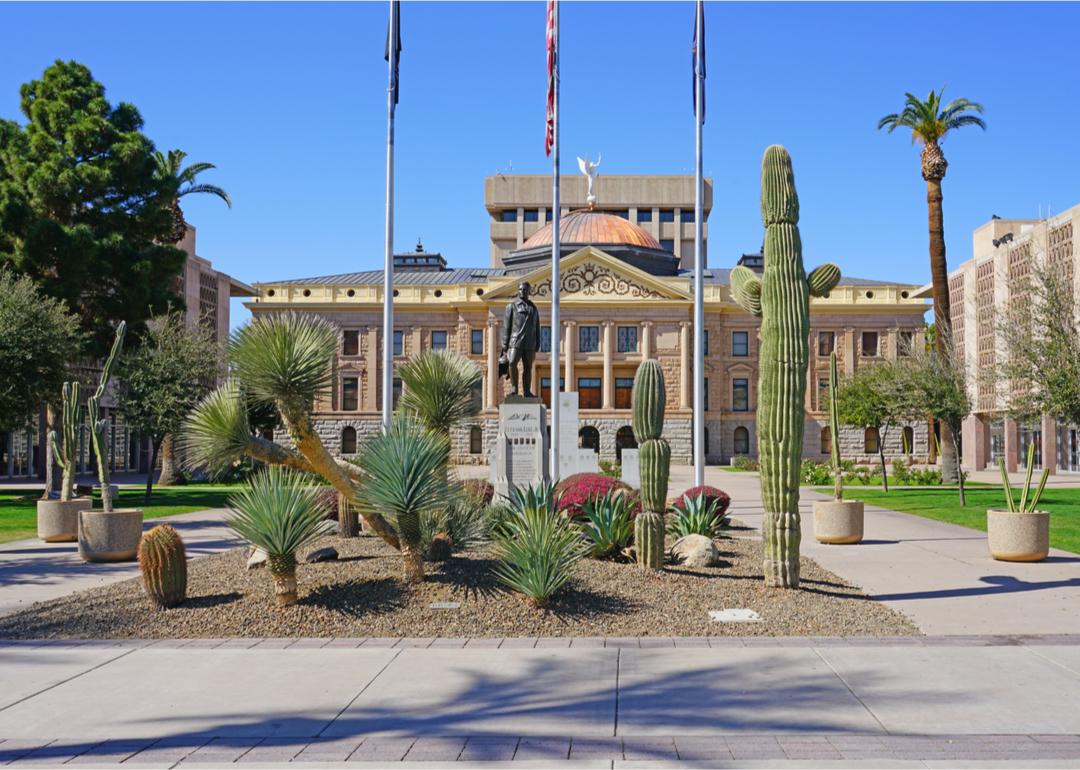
[631,359,669,570]
[88,322,127,513]
[138,524,187,609]
[49,382,81,502]
[730,146,841,588]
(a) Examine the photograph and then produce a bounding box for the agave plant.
[227,466,329,606]
[354,418,449,583]
[502,479,561,522]
[667,493,725,539]
[397,350,482,436]
[578,489,636,559]
[492,485,587,608]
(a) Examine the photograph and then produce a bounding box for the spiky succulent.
[578,488,636,559]
[227,466,328,563]
[667,493,725,539]
[397,350,482,436]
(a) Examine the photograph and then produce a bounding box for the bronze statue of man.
[500,281,542,398]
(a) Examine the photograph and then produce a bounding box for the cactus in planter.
[729,146,841,588]
[828,352,844,501]
[631,359,669,570]
[87,322,126,513]
[138,524,187,609]
[49,382,81,502]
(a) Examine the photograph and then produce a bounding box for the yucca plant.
[420,482,492,560]
[227,466,329,606]
[492,485,587,607]
[578,489,635,559]
[397,350,482,436]
[354,418,449,583]
[667,493,725,540]
[998,443,1050,513]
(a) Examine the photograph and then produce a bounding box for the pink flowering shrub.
[674,485,731,518]
[555,472,640,518]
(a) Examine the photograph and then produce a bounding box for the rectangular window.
[393,329,404,357]
[611,209,629,219]
[579,325,599,353]
[704,329,709,356]
[818,378,829,411]
[392,377,402,410]
[578,377,602,409]
[539,325,551,353]
[703,377,710,411]
[660,239,675,252]
[659,209,675,222]
[545,209,553,222]
[818,331,835,357]
[470,383,482,410]
[499,209,517,222]
[523,209,538,222]
[431,330,448,351]
[342,377,359,411]
[732,378,749,412]
[732,331,749,357]
[471,329,484,355]
[617,325,638,353]
[680,210,695,223]
[861,331,879,357]
[636,209,653,223]
[615,377,634,409]
[540,376,565,407]
[898,330,914,356]
[342,330,359,357]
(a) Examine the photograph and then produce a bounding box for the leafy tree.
[118,312,222,502]
[878,88,985,481]
[0,268,82,433]
[0,60,185,355]
[835,362,916,491]
[154,149,231,243]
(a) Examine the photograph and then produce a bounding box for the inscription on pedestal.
[490,400,550,499]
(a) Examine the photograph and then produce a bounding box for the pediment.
[485,246,689,303]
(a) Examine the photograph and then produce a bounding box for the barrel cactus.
[137,524,187,609]
[729,146,841,588]
[631,359,669,570]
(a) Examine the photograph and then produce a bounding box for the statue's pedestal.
[490,397,550,499]
[621,448,641,489]
[555,392,598,478]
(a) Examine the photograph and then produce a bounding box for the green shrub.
[598,460,621,479]
[892,458,912,484]
[843,464,874,485]
[800,459,833,486]
[492,482,587,607]
[578,488,635,558]
[731,455,758,471]
[667,493,725,539]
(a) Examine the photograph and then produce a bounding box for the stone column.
[1042,413,1057,475]
[843,327,856,375]
[486,317,499,408]
[679,321,691,409]
[886,327,899,361]
[1004,416,1019,473]
[641,320,653,359]
[565,321,577,392]
[411,326,423,357]
[602,321,615,410]
[365,326,379,411]
[962,414,988,471]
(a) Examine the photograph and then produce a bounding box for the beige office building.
[953,203,1080,474]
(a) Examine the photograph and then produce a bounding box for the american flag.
[545,0,556,156]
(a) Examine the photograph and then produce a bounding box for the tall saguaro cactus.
[88,322,127,513]
[50,382,81,502]
[730,146,841,588]
[631,359,669,570]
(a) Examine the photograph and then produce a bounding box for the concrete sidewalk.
[0,509,239,617]
[1,638,1079,767]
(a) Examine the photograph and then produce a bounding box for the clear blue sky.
[2,2,1078,327]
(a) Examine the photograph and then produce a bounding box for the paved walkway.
[0,509,238,617]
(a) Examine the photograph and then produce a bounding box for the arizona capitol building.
[248,173,931,466]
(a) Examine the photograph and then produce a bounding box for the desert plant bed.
[0,528,916,640]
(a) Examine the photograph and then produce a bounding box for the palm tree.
[155,149,232,243]
[878,88,985,481]
[397,350,482,437]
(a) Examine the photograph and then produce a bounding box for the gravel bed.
[0,527,917,639]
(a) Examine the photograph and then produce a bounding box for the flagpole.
[549,0,561,479]
[381,0,399,432]
[692,0,705,487]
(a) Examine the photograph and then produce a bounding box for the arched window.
[579,426,600,453]
[902,426,915,454]
[733,426,750,456]
[469,426,483,455]
[615,426,637,464]
[820,426,832,455]
[864,427,880,454]
[341,426,357,455]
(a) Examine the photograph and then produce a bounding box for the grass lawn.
[0,486,240,544]
[817,485,1080,555]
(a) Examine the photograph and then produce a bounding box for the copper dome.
[520,209,663,250]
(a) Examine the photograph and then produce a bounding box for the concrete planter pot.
[813,499,864,544]
[78,508,144,563]
[987,509,1049,562]
[36,498,87,542]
